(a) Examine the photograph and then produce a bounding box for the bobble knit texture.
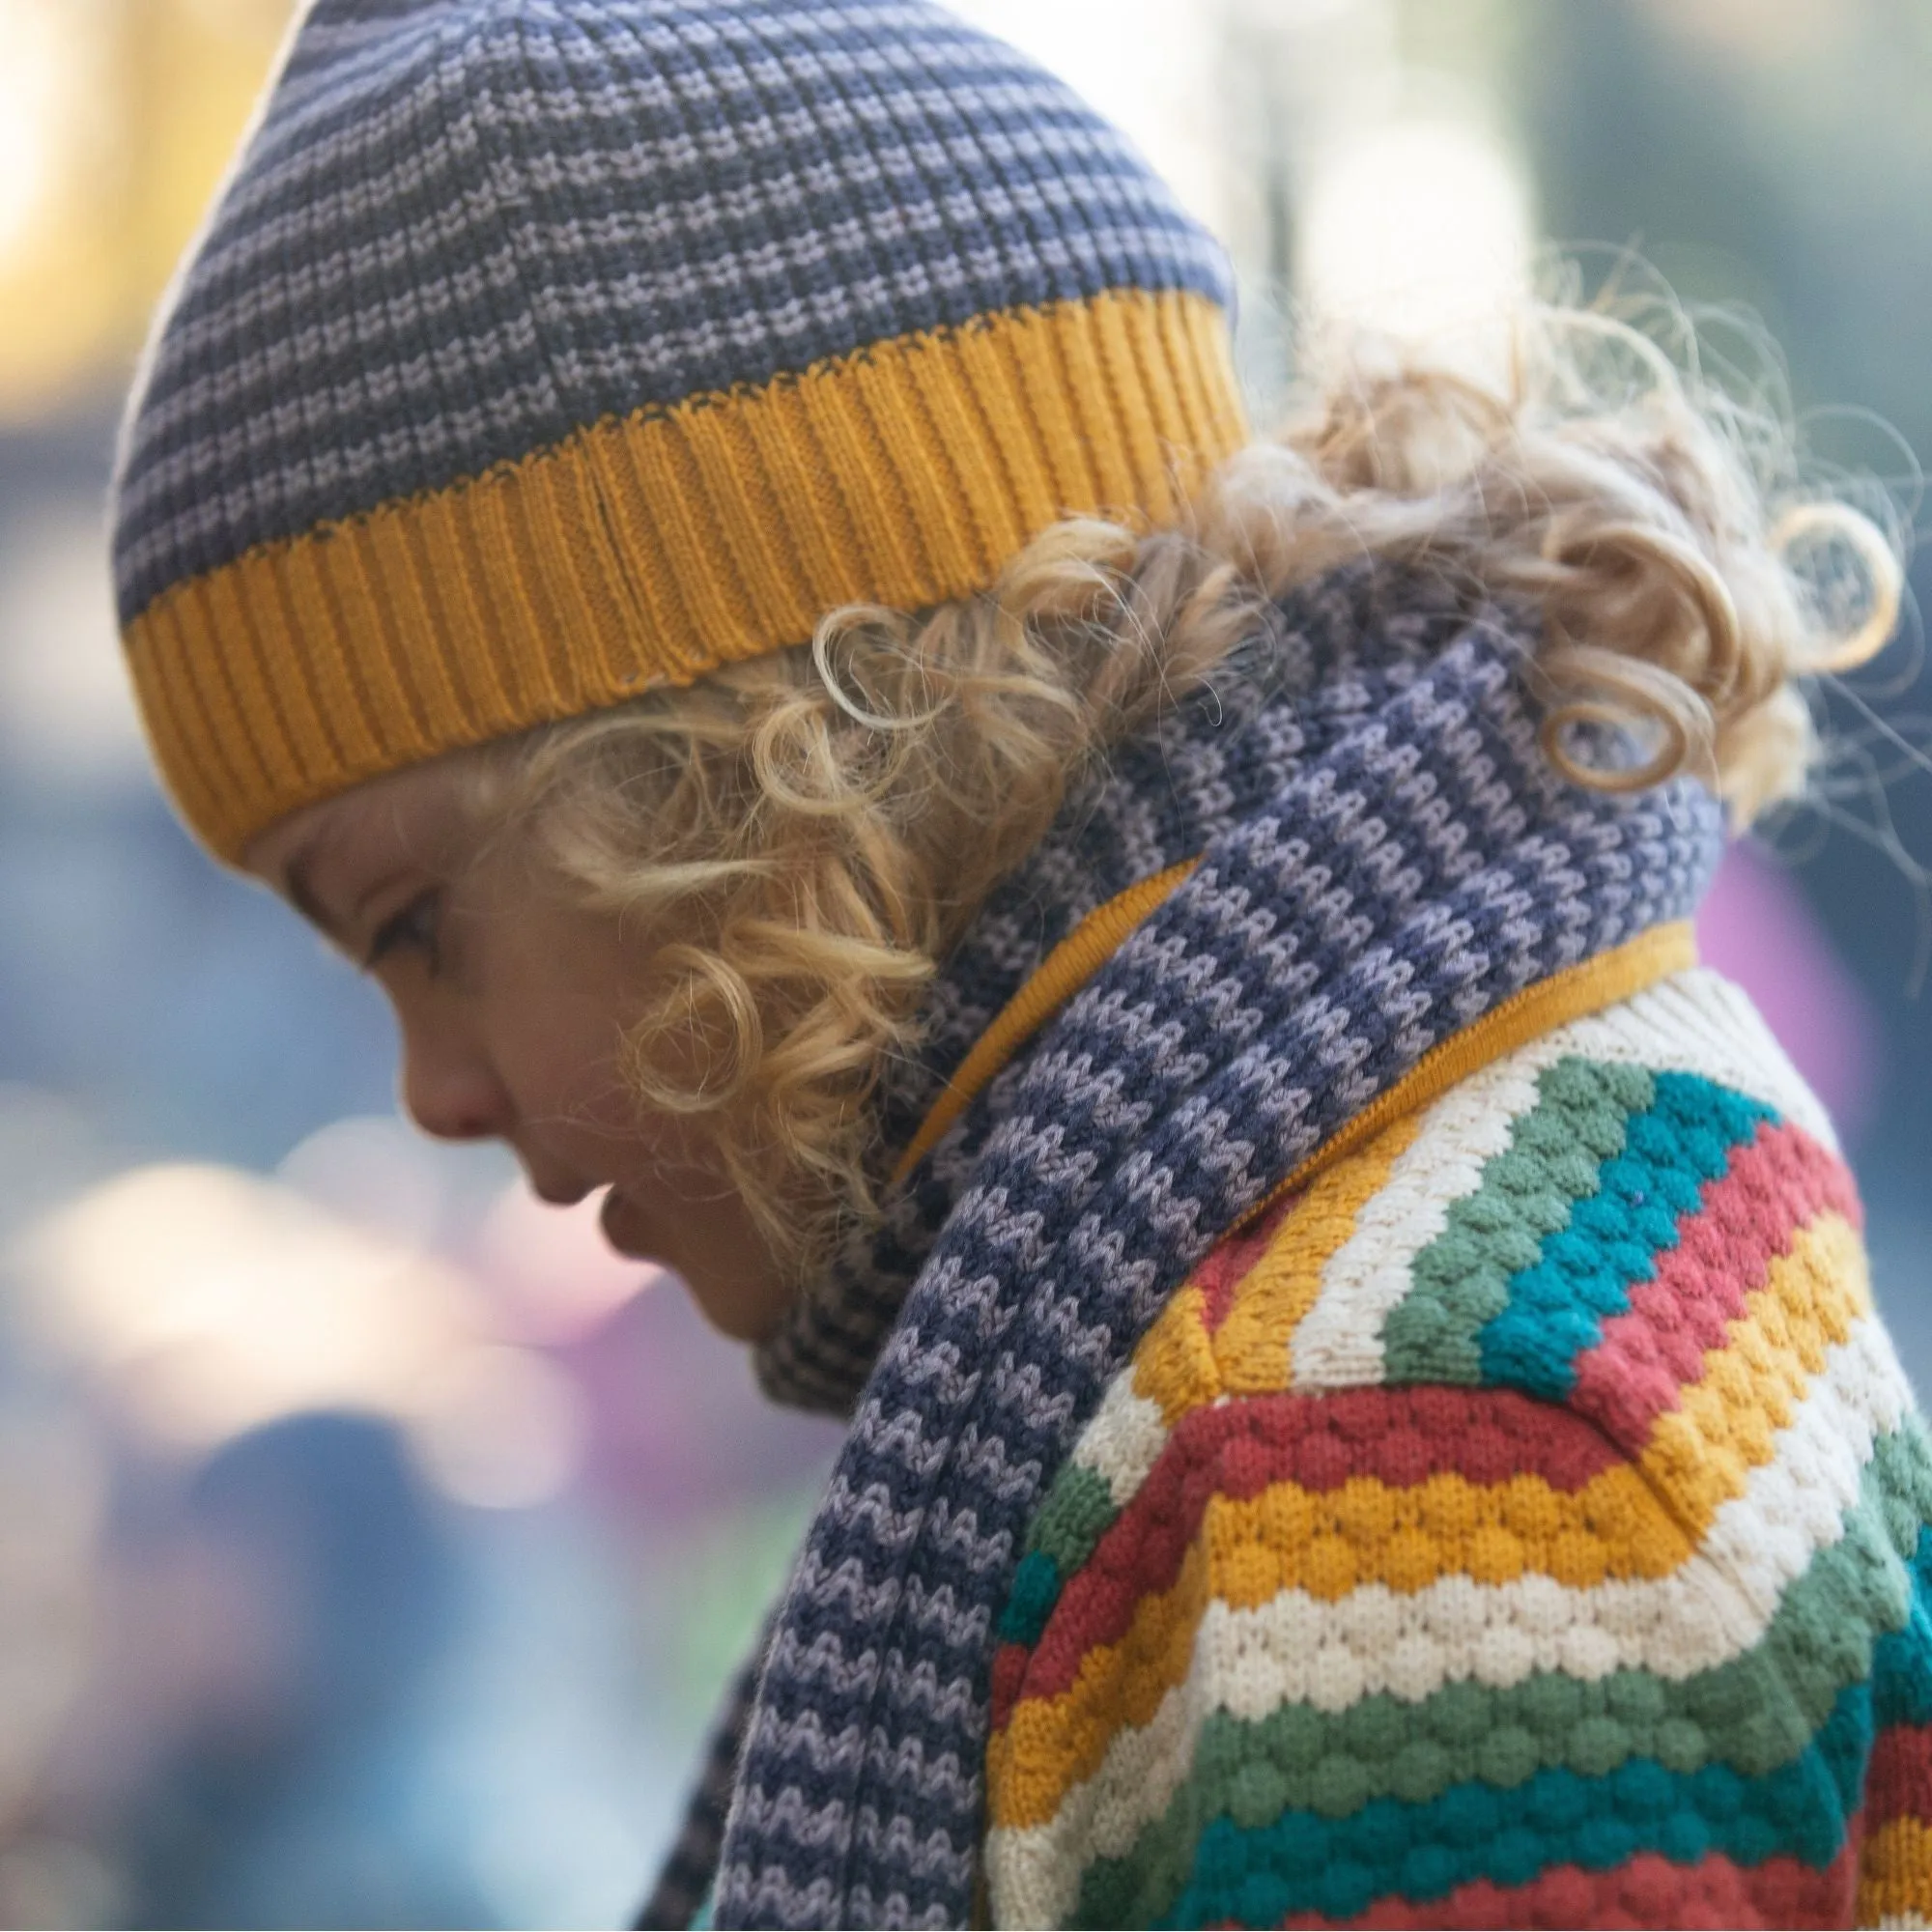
[986,980,1932,1928]
[625,569,1927,1931]
[110,0,1248,859]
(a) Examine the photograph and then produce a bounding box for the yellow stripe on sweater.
[1219,1110,1428,1397]
[990,1211,1868,1831]
[1640,1212,1869,1527]
[1125,1108,1429,1424]
[1859,1816,1932,1925]
[1126,1279,1220,1429]
[991,1456,1710,1829]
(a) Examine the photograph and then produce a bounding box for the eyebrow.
[284,844,345,947]
[284,843,414,960]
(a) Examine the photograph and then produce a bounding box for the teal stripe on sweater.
[1477,1071,1775,1401]
[1876,1515,1932,1728]
[1144,1680,1871,1929]
[1381,1057,1654,1386]
[1382,1062,1772,1392]
[1071,1426,1927,1928]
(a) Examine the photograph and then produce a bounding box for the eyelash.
[364,889,442,976]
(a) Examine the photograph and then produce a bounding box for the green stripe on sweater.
[1382,1057,1653,1384]
[1069,1420,1932,1930]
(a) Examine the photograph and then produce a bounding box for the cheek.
[496,1005,648,1161]
[482,972,711,1188]
[473,912,643,1135]
[461,891,790,1331]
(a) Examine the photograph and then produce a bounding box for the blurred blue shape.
[112,1413,484,1931]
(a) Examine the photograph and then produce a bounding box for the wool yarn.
[110,0,1247,860]
[649,568,1745,1926]
[986,974,1931,1926]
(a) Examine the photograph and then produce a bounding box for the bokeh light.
[0,501,150,785]
[15,1161,487,1454]
[1297,114,1533,354]
[0,0,84,261]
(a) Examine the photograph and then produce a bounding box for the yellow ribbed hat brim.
[125,286,1249,862]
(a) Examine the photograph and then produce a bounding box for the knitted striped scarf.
[642,564,1727,1928]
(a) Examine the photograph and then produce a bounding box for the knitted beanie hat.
[111,0,1251,862]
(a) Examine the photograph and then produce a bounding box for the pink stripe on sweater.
[1269,1839,1859,1928]
[1568,1118,1859,1456]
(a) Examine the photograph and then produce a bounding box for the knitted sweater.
[643,567,1927,1929]
[984,961,1932,1928]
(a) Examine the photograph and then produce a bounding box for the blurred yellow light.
[0,0,295,420]
[0,1,78,260]
[1297,116,1533,360]
[1650,0,1843,58]
[17,1163,474,1437]
[13,1159,587,1510]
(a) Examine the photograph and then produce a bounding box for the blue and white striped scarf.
[643,565,1724,1928]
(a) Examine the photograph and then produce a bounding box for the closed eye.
[364,888,442,975]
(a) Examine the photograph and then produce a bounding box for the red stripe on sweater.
[1868,1721,1932,1827]
[1568,1118,1859,1455]
[1267,1839,1859,1929]
[990,1642,1029,1730]
[1198,1189,1301,1333]
[1017,1385,1621,1703]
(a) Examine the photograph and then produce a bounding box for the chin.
[600,1187,791,1343]
[682,1274,791,1347]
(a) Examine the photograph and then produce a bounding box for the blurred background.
[0,0,1928,1924]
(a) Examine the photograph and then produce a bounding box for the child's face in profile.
[243,759,794,1344]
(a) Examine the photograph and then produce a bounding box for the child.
[111,1,1922,1926]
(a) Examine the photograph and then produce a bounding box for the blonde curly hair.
[478,295,1904,1285]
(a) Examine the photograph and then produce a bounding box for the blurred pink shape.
[471,1183,664,1345]
[467,1179,840,1514]
[556,1283,840,1519]
[1696,841,1879,1143]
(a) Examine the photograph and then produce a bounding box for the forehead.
[242,754,489,892]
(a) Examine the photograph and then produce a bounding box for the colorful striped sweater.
[645,575,1907,1929]
[985,961,1932,1929]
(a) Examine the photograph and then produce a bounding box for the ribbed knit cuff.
[125,286,1248,861]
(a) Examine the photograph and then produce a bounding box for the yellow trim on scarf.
[125,288,1249,862]
[892,857,1202,1183]
[1234,919,1700,1232]
[896,878,1697,1194]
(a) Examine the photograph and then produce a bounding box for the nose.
[395,1007,514,1144]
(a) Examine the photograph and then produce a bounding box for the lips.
[598,1187,657,1261]
[520,1154,592,1208]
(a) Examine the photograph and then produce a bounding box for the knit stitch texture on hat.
[111,0,1248,859]
[639,563,1732,1928]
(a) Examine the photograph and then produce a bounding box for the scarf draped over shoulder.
[644,563,1726,1929]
